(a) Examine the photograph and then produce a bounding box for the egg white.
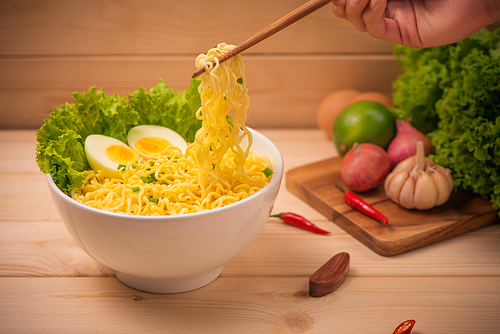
[127,125,188,159]
[85,134,139,179]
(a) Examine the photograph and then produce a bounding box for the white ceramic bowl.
[46,128,283,293]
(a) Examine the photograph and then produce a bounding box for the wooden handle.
[309,252,350,297]
[192,0,332,78]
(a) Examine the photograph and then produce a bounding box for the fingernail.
[370,0,377,8]
[331,3,339,11]
[350,0,361,5]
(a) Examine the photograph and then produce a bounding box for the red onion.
[387,120,434,169]
[340,143,390,192]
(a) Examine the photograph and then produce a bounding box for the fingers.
[330,0,347,20]
[345,0,371,32]
[363,0,408,46]
[362,0,391,39]
[331,0,388,36]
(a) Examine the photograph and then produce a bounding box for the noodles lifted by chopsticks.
[71,43,273,215]
[189,43,253,199]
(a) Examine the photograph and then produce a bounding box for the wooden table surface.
[1,129,499,333]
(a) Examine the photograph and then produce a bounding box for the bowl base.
[114,266,223,293]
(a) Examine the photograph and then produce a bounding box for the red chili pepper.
[270,212,331,235]
[335,184,389,224]
[393,319,416,334]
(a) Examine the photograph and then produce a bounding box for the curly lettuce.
[36,78,202,194]
[128,78,202,142]
[391,28,500,214]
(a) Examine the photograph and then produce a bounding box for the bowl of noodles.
[46,127,283,293]
[41,43,283,293]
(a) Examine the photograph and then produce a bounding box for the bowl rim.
[46,127,284,222]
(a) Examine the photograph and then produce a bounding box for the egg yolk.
[105,144,137,163]
[134,137,171,157]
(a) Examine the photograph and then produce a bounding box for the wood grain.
[286,157,500,256]
[0,0,393,56]
[192,0,332,78]
[0,0,400,129]
[1,0,500,327]
[2,130,500,279]
[0,55,401,129]
[1,276,499,333]
[3,220,500,278]
[1,129,500,333]
[0,221,113,277]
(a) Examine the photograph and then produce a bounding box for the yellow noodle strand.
[72,44,272,215]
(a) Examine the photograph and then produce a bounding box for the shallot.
[387,120,434,169]
[340,143,390,192]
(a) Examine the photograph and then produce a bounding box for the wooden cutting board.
[286,157,499,256]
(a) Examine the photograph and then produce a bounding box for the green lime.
[332,100,396,156]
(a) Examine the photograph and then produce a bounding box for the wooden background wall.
[0,0,402,129]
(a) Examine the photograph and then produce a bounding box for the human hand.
[330,0,500,48]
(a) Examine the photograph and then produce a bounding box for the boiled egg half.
[127,125,187,159]
[85,134,139,179]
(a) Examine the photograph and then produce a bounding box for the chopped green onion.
[237,77,243,84]
[149,197,158,204]
[150,173,158,182]
[150,162,155,167]
[262,167,273,177]
[117,164,126,171]
[140,175,151,183]
[226,115,233,126]
[131,186,140,192]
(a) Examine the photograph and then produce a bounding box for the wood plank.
[2,127,500,334]
[1,128,500,333]
[2,219,500,278]
[0,130,39,174]
[0,276,499,333]
[0,55,401,129]
[0,221,113,277]
[0,173,60,221]
[0,0,393,56]
[234,223,500,277]
[286,157,500,256]
[5,129,499,280]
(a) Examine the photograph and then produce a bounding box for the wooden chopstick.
[191,0,332,78]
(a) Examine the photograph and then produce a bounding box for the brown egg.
[316,89,360,138]
[349,92,393,109]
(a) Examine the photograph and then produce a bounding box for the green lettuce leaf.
[36,79,203,194]
[36,126,87,194]
[129,78,202,143]
[391,28,500,215]
[129,79,176,126]
[160,78,203,143]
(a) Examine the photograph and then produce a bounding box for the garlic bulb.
[384,141,453,210]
